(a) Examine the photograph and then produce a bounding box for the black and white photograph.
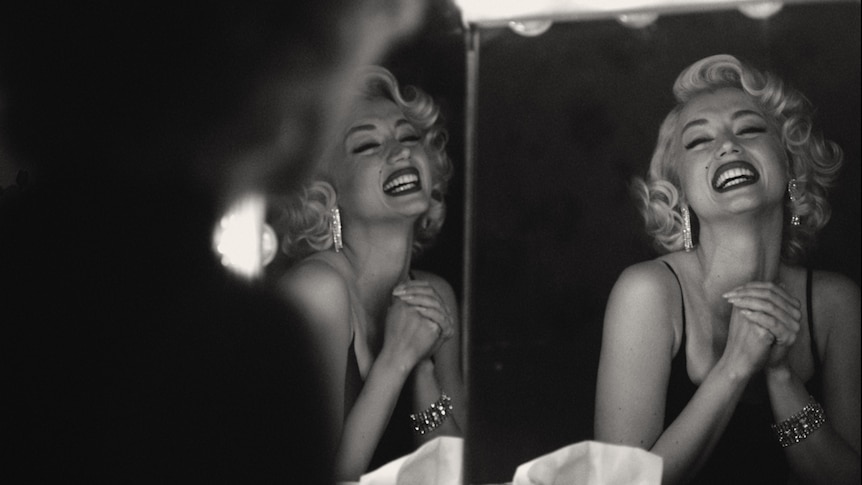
[2,1,859,484]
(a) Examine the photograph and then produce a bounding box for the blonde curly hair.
[633,54,843,263]
[272,66,453,262]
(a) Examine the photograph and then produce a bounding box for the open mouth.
[712,161,760,193]
[383,167,422,196]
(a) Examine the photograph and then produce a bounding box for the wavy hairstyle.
[633,54,843,263]
[272,66,453,262]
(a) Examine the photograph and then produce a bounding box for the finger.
[723,282,802,309]
[393,280,434,293]
[412,304,446,322]
[731,298,802,335]
[397,298,451,326]
[739,315,778,347]
[414,306,454,338]
[393,288,450,313]
[727,296,802,332]
[723,282,800,309]
[424,317,444,339]
[393,284,439,301]
[395,291,443,307]
[740,310,796,347]
[725,287,800,312]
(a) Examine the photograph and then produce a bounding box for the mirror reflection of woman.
[595,54,860,484]
[270,66,463,480]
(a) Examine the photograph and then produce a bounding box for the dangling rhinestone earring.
[330,207,343,252]
[681,204,694,252]
[787,179,801,227]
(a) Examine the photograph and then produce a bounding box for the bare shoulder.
[612,258,681,301]
[410,269,458,309]
[277,255,352,325]
[605,258,682,351]
[812,270,861,306]
[811,269,861,341]
[280,255,347,295]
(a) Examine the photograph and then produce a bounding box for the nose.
[716,137,741,159]
[387,144,410,164]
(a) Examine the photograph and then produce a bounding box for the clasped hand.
[723,281,802,373]
[381,281,454,369]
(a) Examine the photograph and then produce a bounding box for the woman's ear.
[309,179,338,208]
[784,151,797,181]
[431,186,443,202]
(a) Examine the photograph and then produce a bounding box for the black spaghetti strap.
[806,268,822,372]
[661,261,686,327]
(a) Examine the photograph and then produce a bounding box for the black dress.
[662,262,822,484]
[344,335,416,472]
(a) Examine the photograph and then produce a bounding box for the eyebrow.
[344,124,375,139]
[681,109,764,135]
[731,109,763,121]
[344,118,413,139]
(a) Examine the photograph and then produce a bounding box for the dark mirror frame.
[457,2,860,483]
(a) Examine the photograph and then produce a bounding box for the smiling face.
[335,96,433,224]
[675,87,789,222]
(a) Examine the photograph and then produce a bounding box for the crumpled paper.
[512,441,662,485]
[339,436,464,485]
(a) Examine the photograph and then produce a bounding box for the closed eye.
[352,142,380,154]
[684,137,711,150]
[737,126,766,135]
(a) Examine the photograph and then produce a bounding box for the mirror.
[464,2,860,482]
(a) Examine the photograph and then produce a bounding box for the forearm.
[766,366,861,484]
[651,360,751,485]
[335,355,410,481]
[411,360,461,443]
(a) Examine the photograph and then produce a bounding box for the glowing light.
[261,222,277,266]
[508,19,554,36]
[738,1,784,19]
[213,193,272,280]
[452,0,795,26]
[617,12,660,28]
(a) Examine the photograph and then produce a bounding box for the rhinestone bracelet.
[771,395,826,448]
[410,392,453,435]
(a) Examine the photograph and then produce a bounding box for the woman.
[594,54,860,484]
[269,66,463,480]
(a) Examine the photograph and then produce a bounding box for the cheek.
[678,157,708,191]
[336,166,369,199]
[772,142,791,172]
[753,139,790,183]
[415,149,436,183]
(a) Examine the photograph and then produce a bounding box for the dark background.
[385,1,860,482]
[3,1,855,482]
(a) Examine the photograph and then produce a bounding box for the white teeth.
[383,173,419,192]
[389,183,417,194]
[716,167,755,189]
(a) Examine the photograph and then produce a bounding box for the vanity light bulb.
[212,192,269,280]
[616,12,659,29]
[738,1,784,19]
[508,19,553,37]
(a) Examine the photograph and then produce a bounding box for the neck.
[694,210,785,297]
[341,219,415,322]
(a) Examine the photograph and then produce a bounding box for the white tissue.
[341,436,463,485]
[512,441,662,485]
